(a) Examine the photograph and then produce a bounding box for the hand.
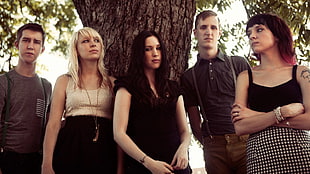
[281,103,304,118]
[231,103,259,123]
[170,145,189,170]
[41,163,55,174]
[145,157,174,174]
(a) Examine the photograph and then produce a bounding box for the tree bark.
[73,0,195,80]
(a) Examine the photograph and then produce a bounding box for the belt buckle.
[224,134,231,144]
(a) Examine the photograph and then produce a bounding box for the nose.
[249,32,256,40]
[27,41,34,49]
[90,40,97,47]
[205,27,211,35]
[152,48,159,56]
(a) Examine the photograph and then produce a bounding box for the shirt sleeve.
[180,68,199,108]
[232,56,251,75]
[113,77,132,94]
[0,74,8,122]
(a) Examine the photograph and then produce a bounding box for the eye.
[257,28,264,32]
[145,47,151,51]
[156,46,161,50]
[94,39,100,43]
[82,40,89,43]
[200,25,207,30]
[34,40,41,44]
[211,25,218,30]
[22,38,29,42]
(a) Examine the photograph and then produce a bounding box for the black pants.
[0,150,42,174]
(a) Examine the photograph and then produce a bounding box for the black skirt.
[53,116,117,174]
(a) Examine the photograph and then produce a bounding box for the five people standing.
[1,9,309,174]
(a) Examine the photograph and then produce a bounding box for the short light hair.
[194,10,220,29]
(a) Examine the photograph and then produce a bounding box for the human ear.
[14,41,19,49]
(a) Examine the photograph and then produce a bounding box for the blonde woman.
[42,27,119,174]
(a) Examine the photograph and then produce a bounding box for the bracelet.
[274,106,285,123]
[139,155,147,164]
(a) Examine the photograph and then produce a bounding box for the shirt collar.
[196,50,226,65]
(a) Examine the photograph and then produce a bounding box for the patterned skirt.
[247,126,310,173]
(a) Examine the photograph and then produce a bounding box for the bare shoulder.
[54,74,70,90]
[297,65,310,74]
[297,65,310,82]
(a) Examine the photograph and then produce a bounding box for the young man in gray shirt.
[0,23,52,174]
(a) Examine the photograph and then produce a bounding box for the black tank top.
[248,65,302,112]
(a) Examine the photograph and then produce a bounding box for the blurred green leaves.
[0,0,77,71]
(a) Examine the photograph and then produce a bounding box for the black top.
[181,51,250,135]
[248,65,302,112]
[114,77,187,173]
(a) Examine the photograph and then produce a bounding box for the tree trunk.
[73,0,195,80]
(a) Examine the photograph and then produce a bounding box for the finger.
[232,103,241,108]
[164,162,174,172]
[170,156,177,166]
[231,111,240,118]
[231,107,241,115]
[232,116,242,123]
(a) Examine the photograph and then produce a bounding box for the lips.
[25,52,34,55]
[90,50,99,53]
[204,38,212,41]
[152,59,160,63]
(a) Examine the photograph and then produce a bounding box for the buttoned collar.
[196,50,226,66]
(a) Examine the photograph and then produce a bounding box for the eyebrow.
[21,37,42,42]
[145,44,160,47]
[246,24,262,33]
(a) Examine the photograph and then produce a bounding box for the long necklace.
[84,88,100,142]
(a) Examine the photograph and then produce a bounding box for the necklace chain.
[84,87,100,142]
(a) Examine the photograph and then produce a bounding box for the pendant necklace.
[84,87,100,142]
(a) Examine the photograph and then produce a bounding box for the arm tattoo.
[300,68,310,83]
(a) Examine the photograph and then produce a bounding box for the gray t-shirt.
[0,70,52,153]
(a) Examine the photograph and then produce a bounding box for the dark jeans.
[203,134,248,174]
[0,150,42,174]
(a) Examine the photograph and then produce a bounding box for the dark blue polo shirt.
[181,51,250,136]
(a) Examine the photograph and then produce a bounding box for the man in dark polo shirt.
[181,10,250,174]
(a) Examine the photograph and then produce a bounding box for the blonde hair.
[68,27,112,89]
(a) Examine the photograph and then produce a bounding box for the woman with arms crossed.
[231,13,310,173]
[42,27,120,174]
[113,30,191,174]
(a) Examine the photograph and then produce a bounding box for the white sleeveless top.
[64,77,113,118]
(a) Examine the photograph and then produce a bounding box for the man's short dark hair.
[16,23,46,45]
